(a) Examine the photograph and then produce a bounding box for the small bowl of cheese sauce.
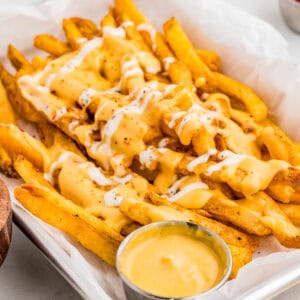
[117,221,232,300]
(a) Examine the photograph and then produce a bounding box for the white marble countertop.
[0,0,299,299]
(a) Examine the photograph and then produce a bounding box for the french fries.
[1,0,300,281]
[15,184,120,266]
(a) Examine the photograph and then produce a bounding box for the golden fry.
[15,184,121,266]
[34,34,70,56]
[196,49,221,72]
[62,18,85,49]
[163,18,212,82]
[7,44,32,73]
[71,17,99,39]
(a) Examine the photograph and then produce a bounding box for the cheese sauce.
[119,223,226,298]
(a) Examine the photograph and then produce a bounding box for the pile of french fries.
[1,0,300,279]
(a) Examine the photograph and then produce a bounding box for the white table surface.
[0,0,300,299]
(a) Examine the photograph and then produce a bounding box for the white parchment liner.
[1,0,300,299]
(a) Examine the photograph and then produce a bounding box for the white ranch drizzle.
[205,150,248,176]
[76,37,88,44]
[146,81,159,90]
[122,59,138,71]
[68,120,80,133]
[113,174,133,184]
[158,137,171,148]
[78,88,97,108]
[175,104,220,136]
[158,148,168,153]
[121,21,134,28]
[201,93,210,100]
[163,84,177,96]
[167,182,209,202]
[187,149,218,172]
[112,154,125,166]
[123,67,144,79]
[60,38,103,75]
[163,56,176,71]
[90,141,101,155]
[102,26,126,38]
[145,66,160,74]
[177,113,198,136]
[104,187,123,207]
[139,146,158,168]
[45,73,56,89]
[53,107,67,121]
[122,58,144,79]
[44,152,74,184]
[137,23,157,50]
[87,166,112,186]
[168,176,189,195]
[168,111,185,129]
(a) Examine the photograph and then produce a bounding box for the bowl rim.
[116,220,233,300]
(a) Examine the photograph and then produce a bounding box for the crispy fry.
[100,8,117,28]
[13,155,53,188]
[34,34,70,56]
[114,0,147,24]
[15,184,121,266]
[0,147,17,178]
[202,196,271,236]
[0,80,15,124]
[259,125,300,165]
[196,49,221,72]
[147,193,258,250]
[7,44,33,73]
[0,63,44,123]
[62,19,86,49]
[279,203,300,226]
[71,17,99,39]
[163,18,212,82]
[31,56,52,71]
[163,18,267,121]
[213,72,268,122]
[0,124,46,170]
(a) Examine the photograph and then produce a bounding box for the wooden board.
[0,179,12,266]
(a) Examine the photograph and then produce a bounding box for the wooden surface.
[0,179,12,266]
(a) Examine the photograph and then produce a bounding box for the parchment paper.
[1,0,300,299]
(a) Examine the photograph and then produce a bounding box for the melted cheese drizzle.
[99,88,161,155]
